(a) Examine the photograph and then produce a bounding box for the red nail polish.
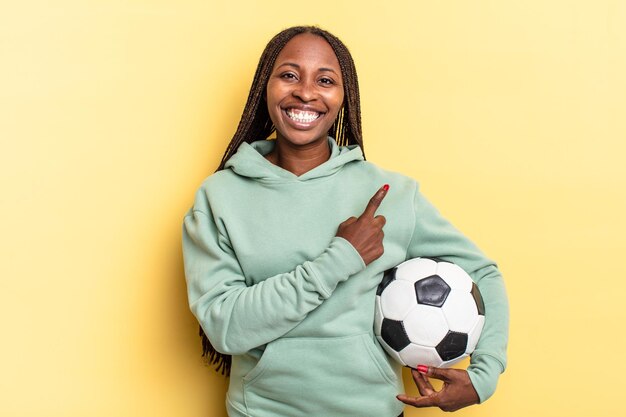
[383,184,389,191]
[417,365,429,374]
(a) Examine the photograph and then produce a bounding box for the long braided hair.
[201,25,364,376]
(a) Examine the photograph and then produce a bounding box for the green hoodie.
[183,138,508,417]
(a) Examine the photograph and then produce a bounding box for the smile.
[285,108,321,123]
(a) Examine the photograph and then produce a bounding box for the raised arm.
[183,207,365,355]
[183,185,390,355]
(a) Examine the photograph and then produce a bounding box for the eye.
[280,72,297,80]
[319,77,334,85]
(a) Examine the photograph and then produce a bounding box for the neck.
[265,137,331,176]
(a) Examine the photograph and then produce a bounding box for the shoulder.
[350,160,420,194]
[197,169,237,192]
[188,169,240,214]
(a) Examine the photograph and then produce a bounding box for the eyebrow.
[276,62,339,74]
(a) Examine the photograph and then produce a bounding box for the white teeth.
[286,109,320,123]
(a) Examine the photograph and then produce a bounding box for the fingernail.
[383,184,389,191]
[417,365,429,374]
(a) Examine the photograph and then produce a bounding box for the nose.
[292,78,316,102]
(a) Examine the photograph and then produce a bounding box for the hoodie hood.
[224,137,364,183]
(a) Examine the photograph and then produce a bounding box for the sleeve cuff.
[308,236,366,298]
[467,353,505,403]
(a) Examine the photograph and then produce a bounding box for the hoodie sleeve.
[182,206,365,356]
[406,185,509,403]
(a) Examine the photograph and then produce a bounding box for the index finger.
[396,394,439,409]
[360,184,389,219]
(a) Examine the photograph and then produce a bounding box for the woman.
[182,26,508,417]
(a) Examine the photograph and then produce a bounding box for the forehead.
[274,33,340,70]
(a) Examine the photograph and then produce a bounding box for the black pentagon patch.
[414,275,451,307]
[471,283,486,316]
[377,267,397,296]
[381,318,411,352]
[436,331,468,361]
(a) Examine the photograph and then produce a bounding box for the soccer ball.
[374,257,485,368]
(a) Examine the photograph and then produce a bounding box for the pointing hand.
[336,185,389,265]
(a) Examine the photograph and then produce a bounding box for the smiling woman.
[182,25,508,417]
[214,26,363,173]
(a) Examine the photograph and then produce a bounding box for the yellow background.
[2,0,625,416]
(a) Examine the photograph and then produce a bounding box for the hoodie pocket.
[242,333,400,416]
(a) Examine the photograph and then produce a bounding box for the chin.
[277,131,329,147]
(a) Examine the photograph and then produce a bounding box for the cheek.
[265,86,282,116]
[265,81,280,105]
[328,91,345,116]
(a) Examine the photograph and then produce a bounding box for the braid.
[201,26,364,376]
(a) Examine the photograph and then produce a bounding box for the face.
[266,33,344,148]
